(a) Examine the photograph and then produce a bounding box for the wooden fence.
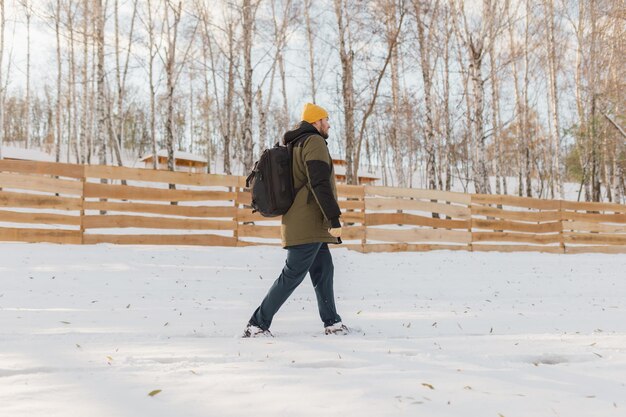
[1,159,625,254]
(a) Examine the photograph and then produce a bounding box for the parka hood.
[283,121,322,145]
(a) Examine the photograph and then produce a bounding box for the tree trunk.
[443,5,452,191]
[414,0,438,190]
[0,0,5,158]
[67,0,79,163]
[95,0,107,165]
[523,0,531,197]
[164,0,182,173]
[488,6,502,195]
[146,0,157,169]
[80,0,89,164]
[304,0,316,102]
[242,0,255,174]
[544,0,563,199]
[389,1,404,187]
[334,0,356,184]
[24,1,31,149]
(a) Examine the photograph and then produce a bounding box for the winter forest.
[0,0,623,202]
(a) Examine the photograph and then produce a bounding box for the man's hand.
[328,227,342,238]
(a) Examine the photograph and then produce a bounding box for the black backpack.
[245,136,307,217]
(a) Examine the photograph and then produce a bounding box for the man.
[243,103,349,337]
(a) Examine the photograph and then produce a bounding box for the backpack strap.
[289,134,313,197]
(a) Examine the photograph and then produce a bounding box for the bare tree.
[163,0,182,172]
[53,0,64,162]
[413,0,439,190]
[335,0,405,184]
[303,0,316,102]
[543,0,562,198]
[442,4,453,191]
[333,0,357,183]
[383,0,405,188]
[451,0,508,194]
[19,0,32,150]
[94,0,106,165]
[113,0,139,159]
[0,0,4,159]
[241,0,261,173]
[80,0,90,163]
[141,0,160,169]
[65,0,80,163]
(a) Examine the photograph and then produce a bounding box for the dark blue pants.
[249,242,342,330]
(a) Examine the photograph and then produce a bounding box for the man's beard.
[319,129,329,139]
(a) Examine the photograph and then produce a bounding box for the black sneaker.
[242,324,273,338]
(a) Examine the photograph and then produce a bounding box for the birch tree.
[451,0,507,194]
[94,0,107,165]
[19,0,32,149]
[0,0,4,159]
[335,0,405,184]
[413,0,439,190]
[543,0,562,198]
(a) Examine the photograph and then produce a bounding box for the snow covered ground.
[1,243,625,417]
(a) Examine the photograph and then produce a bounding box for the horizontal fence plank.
[472,194,561,210]
[83,215,237,230]
[0,226,82,244]
[83,233,237,246]
[0,159,85,178]
[365,185,471,204]
[472,232,562,244]
[339,199,365,210]
[0,172,83,196]
[366,212,469,229]
[367,227,471,244]
[237,209,271,223]
[85,164,240,187]
[472,244,564,254]
[561,200,626,213]
[236,191,252,206]
[562,221,626,234]
[236,209,365,224]
[0,190,82,211]
[560,212,626,223]
[0,209,81,226]
[84,182,235,202]
[565,245,626,254]
[340,211,365,224]
[472,219,562,234]
[360,243,469,253]
[84,201,236,218]
[471,205,563,222]
[343,226,366,240]
[238,224,281,239]
[336,184,365,198]
[366,198,471,219]
[563,232,626,245]
[236,241,281,247]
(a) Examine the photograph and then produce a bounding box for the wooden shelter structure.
[332,158,379,185]
[139,150,207,173]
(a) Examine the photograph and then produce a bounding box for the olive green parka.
[281,121,342,248]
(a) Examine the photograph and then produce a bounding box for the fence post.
[233,176,243,247]
[361,185,366,253]
[468,194,474,252]
[80,165,86,245]
[559,199,565,254]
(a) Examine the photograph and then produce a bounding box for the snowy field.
[1,243,625,417]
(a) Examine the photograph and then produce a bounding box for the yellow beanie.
[301,103,329,123]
